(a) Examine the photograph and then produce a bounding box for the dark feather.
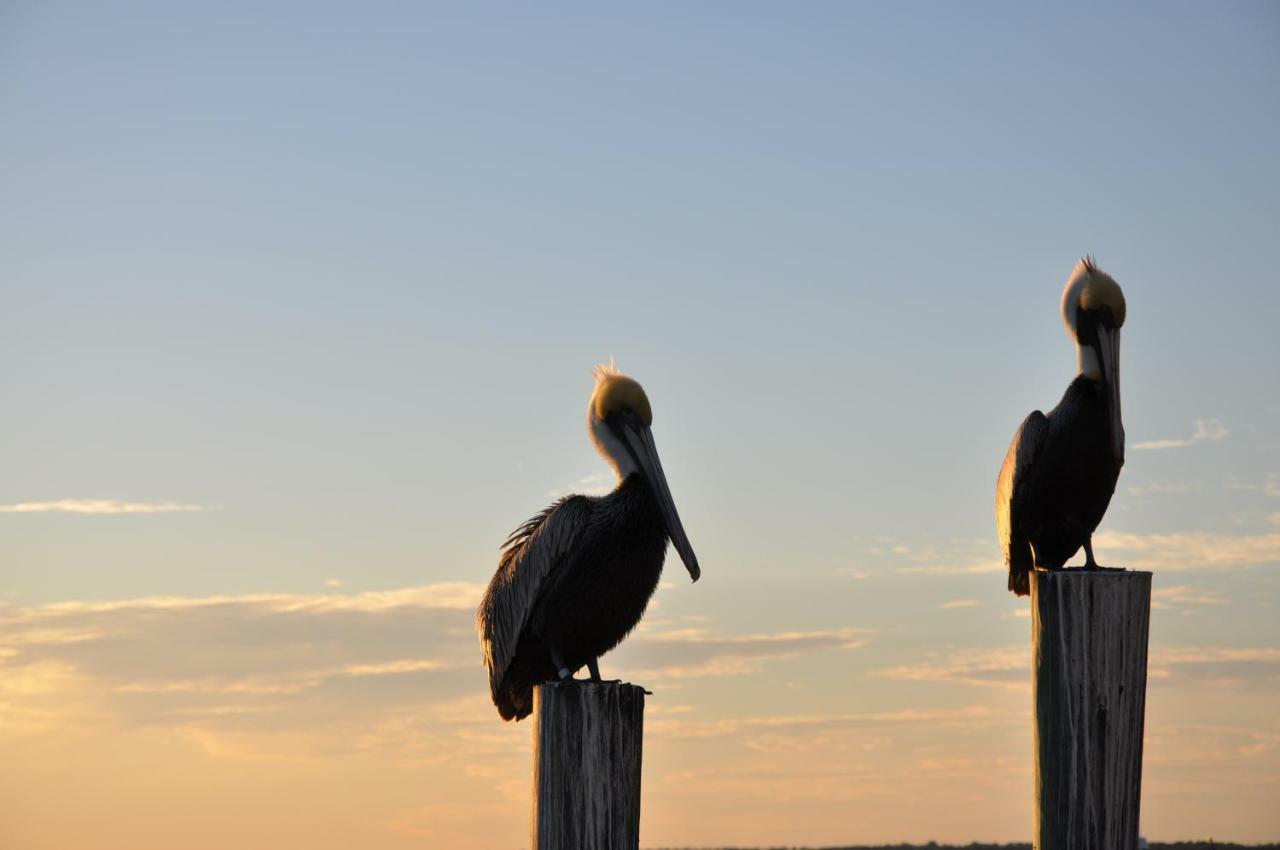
[997,410,1048,596]
[477,495,590,717]
[476,475,668,720]
[996,377,1122,596]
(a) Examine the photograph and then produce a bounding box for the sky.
[2,2,1279,847]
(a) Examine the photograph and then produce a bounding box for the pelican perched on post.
[477,362,701,721]
[996,258,1127,596]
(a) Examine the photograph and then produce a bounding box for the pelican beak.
[623,424,701,582]
[1095,325,1124,464]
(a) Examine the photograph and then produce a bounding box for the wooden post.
[1031,570,1152,850]
[530,681,645,850]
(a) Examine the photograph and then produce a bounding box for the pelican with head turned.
[477,362,701,720]
[996,258,1127,596]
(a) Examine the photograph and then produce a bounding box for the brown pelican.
[477,362,700,720]
[996,258,1127,596]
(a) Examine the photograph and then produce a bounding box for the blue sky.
[2,3,1278,847]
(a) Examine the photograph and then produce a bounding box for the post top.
[1033,568,1151,580]
[1030,568,1152,598]
[538,680,650,695]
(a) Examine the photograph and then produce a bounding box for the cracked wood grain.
[531,681,645,850]
[1032,570,1151,850]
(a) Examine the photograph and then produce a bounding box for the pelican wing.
[996,410,1048,596]
[476,495,593,703]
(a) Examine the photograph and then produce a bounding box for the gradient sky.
[3,2,1279,848]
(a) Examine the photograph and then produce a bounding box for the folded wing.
[476,495,593,707]
[996,411,1048,596]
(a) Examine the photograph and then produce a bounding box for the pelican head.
[1061,257,1126,462]
[588,361,701,582]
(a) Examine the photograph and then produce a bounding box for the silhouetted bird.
[477,363,701,720]
[997,258,1127,596]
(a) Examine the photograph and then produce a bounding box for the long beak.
[623,424,701,582]
[1095,326,1124,464]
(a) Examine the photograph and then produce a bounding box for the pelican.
[477,362,701,720]
[996,258,1127,596]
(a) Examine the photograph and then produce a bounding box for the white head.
[586,360,700,581]
[587,360,653,479]
[1061,256,1127,378]
[1060,257,1127,462]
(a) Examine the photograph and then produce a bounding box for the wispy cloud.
[0,499,205,514]
[621,625,867,680]
[876,644,1280,690]
[0,584,870,738]
[1144,721,1280,776]
[1153,646,1280,666]
[1223,473,1280,496]
[1133,417,1228,451]
[895,521,1280,575]
[1147,646,1280,687]
[898,559,1001,576]
[647,704,1014,743]
[0,584,495,740]
[1128,482,1196,497]
[937,599,981,610]
[875,647,1027,689]
[1094,530,1280,571]
[1152,585,1227,610]
[110,658,459,696]
[546,473,613,498]
[3,582,484,622]
[866,536,1005,578]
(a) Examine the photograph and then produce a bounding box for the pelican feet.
[1079,538,1123,572]
[584,658,621,684]
[544,673,625,686]
[1033,562,1123,573]
[548,647,573,681]
[546,653,625,685]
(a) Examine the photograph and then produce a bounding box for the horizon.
[3,3,1279,848]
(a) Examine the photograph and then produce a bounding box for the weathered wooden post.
[1031,570,1152,849]
[530,680,646,850]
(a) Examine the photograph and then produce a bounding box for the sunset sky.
[3,2,1279,848]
